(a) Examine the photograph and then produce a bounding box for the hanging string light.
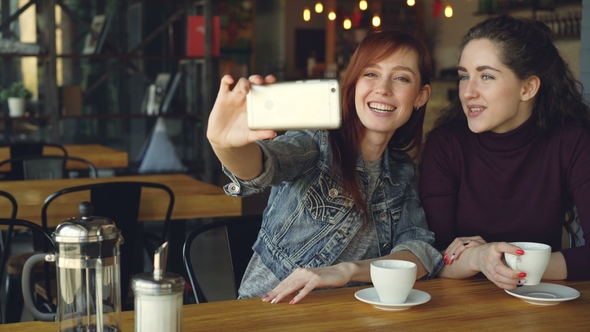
[359,0,368,11]
[372,15,381,27]
[303,7,311,21]
[315,2,323,14]
[444,4,453,17]
[407,0,416,6]
[343,18,352,29]
[328,11,336,20]
[315,2,323,13]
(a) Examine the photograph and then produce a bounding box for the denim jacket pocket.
[304,172,352,224]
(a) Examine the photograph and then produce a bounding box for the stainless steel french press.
[22,201,123,331]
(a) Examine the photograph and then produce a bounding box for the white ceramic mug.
[504,242,551,286]
[370,259,417,304]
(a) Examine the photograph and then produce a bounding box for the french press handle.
[22,253,57,322]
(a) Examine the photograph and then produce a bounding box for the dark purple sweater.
[419,116,590,280]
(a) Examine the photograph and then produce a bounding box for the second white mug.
[370,259,417,304]
[504,242,551,286]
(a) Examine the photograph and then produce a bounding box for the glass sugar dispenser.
[132,242,185,332]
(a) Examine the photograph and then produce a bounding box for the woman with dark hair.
[207,30,443,304]
[420,15,590,289]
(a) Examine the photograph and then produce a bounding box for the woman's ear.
[415,84,432,108]
[521,76,540,101]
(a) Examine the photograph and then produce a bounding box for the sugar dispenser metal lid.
[132,242,185,332]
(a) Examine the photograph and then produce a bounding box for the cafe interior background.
[1,0,588,185]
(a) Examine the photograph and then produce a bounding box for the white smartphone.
[246,79,341,130]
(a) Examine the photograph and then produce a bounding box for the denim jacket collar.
[356,147,403,187]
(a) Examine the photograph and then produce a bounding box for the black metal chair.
[4,142,67,158]
[0,142,68,180]
[0,190,17,273]
[0,218,55,324]
[0,156,97,321]
[183,214,262,304]
[0,155,98,180]
[41,181,175,309]
[0,190,17,324]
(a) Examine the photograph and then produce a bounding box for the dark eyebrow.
[394,66,416,75]
[457,65,501,73]
[366,63,416,75]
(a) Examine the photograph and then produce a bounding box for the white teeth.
[369,102,395,113]
[470,107,484,112]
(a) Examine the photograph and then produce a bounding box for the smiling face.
[354,47,430,140]
[458,39,536,134]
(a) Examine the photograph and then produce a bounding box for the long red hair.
[329,30,432,218]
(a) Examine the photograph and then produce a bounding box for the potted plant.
[0,82,33,117]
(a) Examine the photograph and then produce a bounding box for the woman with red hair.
[207,30,442,304]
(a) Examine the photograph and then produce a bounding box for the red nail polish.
[518,272,527,278]
[443,254,448,259]
[516,249,525,255]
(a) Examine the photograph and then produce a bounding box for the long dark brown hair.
[435,15,590,246]
[329,30,432,218]
[436,15,590,132]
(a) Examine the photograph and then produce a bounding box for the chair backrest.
[563,206,584,249]
[0,142,68,180]
[0,190,18,283]
[7,142,67,158]
[41,181,175,308]
[0,155,98,180]
[0,189,17,219]
[183,214,262,304]
[0,218,55,324]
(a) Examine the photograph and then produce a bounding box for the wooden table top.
[0,144,129,171]
[0,174,241,227]
[5,277,589,331]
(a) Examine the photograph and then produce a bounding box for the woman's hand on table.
[443,236,487,264]
[262,264,352,305]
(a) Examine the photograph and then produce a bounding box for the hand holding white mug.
[504,242,551,286]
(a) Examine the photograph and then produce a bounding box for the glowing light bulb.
[303,7,311,21]
[372,15,381,27]
[444,4,453,17]
[407,0,416,6]
[343,18,352,30]
[359,0,368,11]
[328,11,336,21]
[315,2,323,13]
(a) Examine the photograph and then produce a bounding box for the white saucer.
[505,283,580,306]
[354,287,431,311]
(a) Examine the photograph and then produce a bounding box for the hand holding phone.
[246,79,341,130]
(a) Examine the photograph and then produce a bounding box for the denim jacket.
[223,130,444,282]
